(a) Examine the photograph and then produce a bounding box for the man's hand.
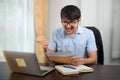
[70,51,97,66]
[40,39,49,51]
[40,39,56,53]
[70,56,85,66]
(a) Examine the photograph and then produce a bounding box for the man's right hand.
[40,38,49,51]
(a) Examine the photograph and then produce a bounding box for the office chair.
[86,26,104,65]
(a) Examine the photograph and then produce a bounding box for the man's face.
[61,18,80,36]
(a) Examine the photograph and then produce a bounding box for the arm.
[71,51,97,66]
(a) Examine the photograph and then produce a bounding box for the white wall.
[96,0,113,64]
[111,0,120,59]
[80,0,97,26]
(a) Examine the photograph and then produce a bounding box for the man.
[41,5,97,66]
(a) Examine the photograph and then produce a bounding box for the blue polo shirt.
[48,25,97,58]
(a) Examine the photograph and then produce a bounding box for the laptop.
[3,50,54,76]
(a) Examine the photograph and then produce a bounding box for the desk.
[0,62,120,80]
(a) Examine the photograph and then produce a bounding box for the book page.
[72,65,94,72]
[55,65,94,75]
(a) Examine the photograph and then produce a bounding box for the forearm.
[83,51,97,65]
[83,57,97,65]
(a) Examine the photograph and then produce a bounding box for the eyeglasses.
[61,20,78,26]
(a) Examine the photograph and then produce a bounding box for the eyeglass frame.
[61,19,79,26]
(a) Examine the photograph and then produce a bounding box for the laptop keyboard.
[39,66,53,71]
[41,70,48,73]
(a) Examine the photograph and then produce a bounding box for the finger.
[71,56,82,61]
[71,56,82,59]
[72,59,81,62]
[74,56,82,59]
[71,61,80,66]
[70,56,76,60]
[71,60,83,66]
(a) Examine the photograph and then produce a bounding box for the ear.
[78,18,81,23]
[79,18,81,22]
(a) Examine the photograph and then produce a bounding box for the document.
[46,51,73,64]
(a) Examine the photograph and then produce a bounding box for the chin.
[66,31,73,35]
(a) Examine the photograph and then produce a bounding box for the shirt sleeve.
[87,31,97,52]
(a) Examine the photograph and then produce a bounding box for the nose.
[66,23,71,27]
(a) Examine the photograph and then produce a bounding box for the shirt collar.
[76,25,84,35]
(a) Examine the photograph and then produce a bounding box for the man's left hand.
[70,56,85,66]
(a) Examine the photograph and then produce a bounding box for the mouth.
[64,26,74,35]
[65,26,73,31]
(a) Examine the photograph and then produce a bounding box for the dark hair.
[61,5,81,21]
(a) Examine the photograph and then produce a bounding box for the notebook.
[3,50,54,76]
[55,65,94,75]
[46,51,73,64]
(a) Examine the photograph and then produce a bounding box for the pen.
[63,65,76,70]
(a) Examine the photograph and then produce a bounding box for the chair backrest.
[86,26,104,65]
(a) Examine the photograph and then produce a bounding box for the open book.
[46,51,73,64]
[55,65,94,75]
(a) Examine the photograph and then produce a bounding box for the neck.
[69,34,75,38]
